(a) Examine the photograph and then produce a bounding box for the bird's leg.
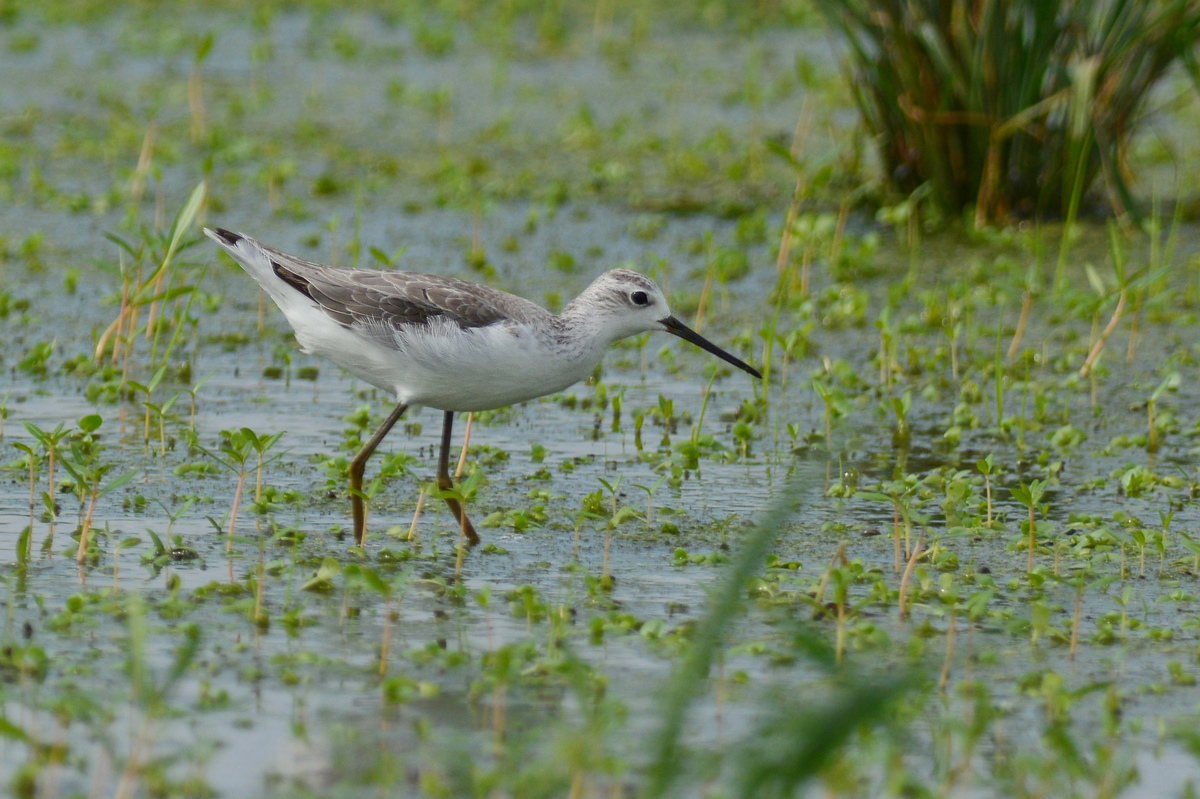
[349,401,408,546]
[437,410,480,546]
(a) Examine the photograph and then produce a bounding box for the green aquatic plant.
[245,429,284,507]
[1054,570,1116,661]
[891,389,912,448]
[16,340,54,376]
[1145,372,1179,454]
[1012,478,1049,575]
[977,454,996,528]
[152,497,194,545]
[196,428,262,553]
[598,475,639,583]
[858,478,927,573]
[10,441,38,562]
[1155,510,1175,576]
[185,370,212,430]
[22,421,67,527]
[811,377,851,453]
[96,181,208,384]
[633,474,667,535]
[573,492,605,562]
[126,364,169,454]
[774,323,813,391]
[874,306,895,391]
[1119,513,1150,578]
[58,415,136,564]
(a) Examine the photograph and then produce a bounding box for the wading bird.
[206,227,760,546]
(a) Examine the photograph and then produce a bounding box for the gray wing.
[258,243,541,334]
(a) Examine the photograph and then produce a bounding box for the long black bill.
[660,316,762,379]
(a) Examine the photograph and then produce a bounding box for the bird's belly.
[381,323,596,412]
[407,340,591,411]
[411,369,580,411]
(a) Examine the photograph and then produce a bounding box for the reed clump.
[817,0,1200,224]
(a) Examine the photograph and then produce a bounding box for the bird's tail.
[205,227,269,281]
[204,227,297,305]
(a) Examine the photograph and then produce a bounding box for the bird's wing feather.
[256,242,541,337]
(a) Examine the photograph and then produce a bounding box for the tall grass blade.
[642,495,788,798]
[643,489,911,798]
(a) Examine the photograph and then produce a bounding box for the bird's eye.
[631,291,649,306]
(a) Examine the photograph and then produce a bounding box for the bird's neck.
[551,300,619,366]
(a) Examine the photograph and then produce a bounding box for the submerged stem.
[1080,289,1127,377]
[77,488,99,564]
[227,467,247,553]
[1027,505,1036,574]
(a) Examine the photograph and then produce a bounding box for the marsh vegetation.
[2,2,1200,797]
